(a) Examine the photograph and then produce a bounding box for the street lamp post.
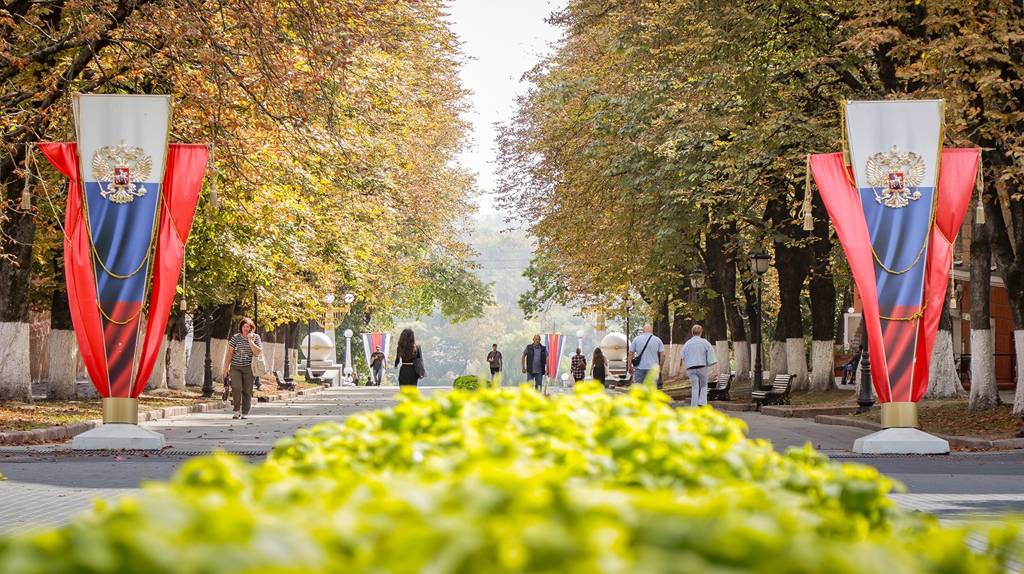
[576,328,585,351]
[749,250,771,392]
[283,322,292,383]
[857,330,875,412]
[343,328,353,382]
[202,316,214,397]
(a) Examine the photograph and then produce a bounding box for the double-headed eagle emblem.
[865,145,925,209]
[91,143,152,204]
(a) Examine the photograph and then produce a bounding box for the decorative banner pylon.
[810,100,978,454]
[361,332,393,382]
[38,95,208,450]
[544,333,566,382]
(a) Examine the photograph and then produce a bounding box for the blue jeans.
[528,372,543,390]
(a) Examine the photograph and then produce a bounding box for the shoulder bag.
[250,337,269,378]
[631,334,655,368]
[414,346,426,379]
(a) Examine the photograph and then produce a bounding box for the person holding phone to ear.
[223,317,263,419]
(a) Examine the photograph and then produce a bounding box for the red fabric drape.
[813,149,979,404]
[810,153,891,402]
[39,142,207,399]
[37,143,111,396]
[132,144,209,396]
[911,148,979,401]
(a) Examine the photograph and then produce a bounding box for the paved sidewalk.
[0,386,410,534]
[2,388,1022,535]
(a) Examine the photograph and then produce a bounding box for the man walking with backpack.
[627,324,664,387]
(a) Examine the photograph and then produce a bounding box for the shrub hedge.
[453,374,481,390]
[0,383,1019,573]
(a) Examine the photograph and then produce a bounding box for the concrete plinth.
[71,423,166,451]
[852,427,949,455]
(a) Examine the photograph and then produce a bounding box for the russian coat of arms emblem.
[865,145,925,209]
[91,143,152,204]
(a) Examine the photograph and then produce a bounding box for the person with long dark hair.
[393,328,423,387]
[591,347,608,387]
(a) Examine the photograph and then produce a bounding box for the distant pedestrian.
[570,347,587,383]
[487,344,503,378]
[681,324,716,407]
[370,346,385,386]
[521,334,547,391]
[628,324,664,387]
[591,347,608,386]
[394,328,424,387]
[223,317,263,420]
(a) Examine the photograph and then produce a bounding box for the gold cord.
[879,303,925,322]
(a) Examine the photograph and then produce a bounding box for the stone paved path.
[1,387,1022,535]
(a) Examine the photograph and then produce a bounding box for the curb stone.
[813,414,1024,450]
[762,405,860,418]
[711,401,757,412]
[0,386,326,446]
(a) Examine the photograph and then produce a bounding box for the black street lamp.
[283,322,292,382]
[857,329,875,412]
[749,250,771,392]
[201,316,214,397]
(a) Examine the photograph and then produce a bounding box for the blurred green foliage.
[0,384,1020,573]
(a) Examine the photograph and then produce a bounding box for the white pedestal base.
[852,427,949,455]
[71,423,166,450]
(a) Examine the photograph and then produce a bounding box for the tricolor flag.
[811,100,978,406]
[38,95,208,400]
[362,332,392,376]
[544,333,566,380]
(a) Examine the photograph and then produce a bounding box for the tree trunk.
[704,230,729,378]
[653,297,671,343]
[969,208,999,410]
[808,193,836,391]
[925,299,965,399]
[210,303,236,380]
[0,177,35,400]
[723,241,749,383]
[166,311,187,390]
[47,259,78,400]
[767,197,809,389]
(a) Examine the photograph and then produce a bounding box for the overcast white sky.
[446,0,567,216]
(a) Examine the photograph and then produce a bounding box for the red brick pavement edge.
[0,386,328,446]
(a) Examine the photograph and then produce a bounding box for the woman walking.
[223,317,263,419]
[591,347,608,387]
[394,328,424,387]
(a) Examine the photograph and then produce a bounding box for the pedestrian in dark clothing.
[487,344,502,378]
[394,328,423,387]
[591,348,608,386]
[370,346,385,386]
[521,335,547,391]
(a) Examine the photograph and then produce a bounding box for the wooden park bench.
[751,373,794,407]
[707,372,733,401]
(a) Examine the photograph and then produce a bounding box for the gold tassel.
[949,257,957,310]
[20,146,32,210]
[802,154,814,231]
[975,151,986,225]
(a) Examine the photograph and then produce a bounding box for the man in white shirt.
[681,324,715,406]
[627,324,664,386]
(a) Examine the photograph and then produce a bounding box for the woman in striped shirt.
[223,317,263,419]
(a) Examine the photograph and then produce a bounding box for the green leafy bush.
[0,384,1019,573]
[453,374,481,390]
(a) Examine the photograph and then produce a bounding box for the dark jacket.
[523,344,548,375]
